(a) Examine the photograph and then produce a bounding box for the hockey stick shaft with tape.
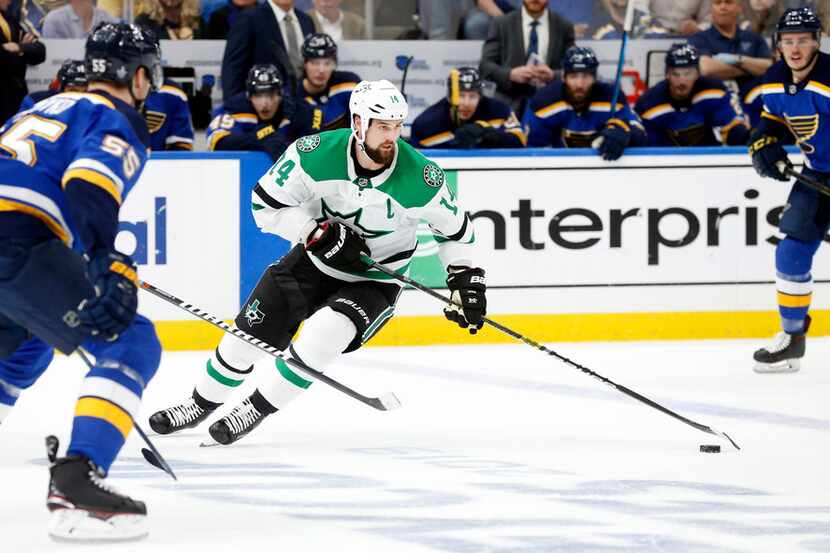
[138,280,401,412]
[365,258,739,450]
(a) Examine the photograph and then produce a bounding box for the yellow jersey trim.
[0,198,70,244]
[75,397,134,438]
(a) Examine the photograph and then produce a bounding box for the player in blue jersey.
[635,43,750,147]
[410,66,526,149]
[0,22,162,541]
[208,64,323,161]
[748,7,830,373]
[523,46,646,160]
[297,33,361,131]
[18,59,88,112]
[143,78,195,151]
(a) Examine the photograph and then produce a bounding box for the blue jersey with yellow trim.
[635,76,748,146]
[410,96,526,149]
[743,77,764,128]
[143,79,194,151]
[0,91,150,250]
[524,80,646,148]
[759,53,830,172]
[18,89,60,113]
[207,92,322,159]
[296,70,359,129]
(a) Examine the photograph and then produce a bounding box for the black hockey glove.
[749,132,791,182]
[305,222,371,272]
[78,250,139,339]
[444,265,487,334]
[452,123,490,149]
[596,122,630,161]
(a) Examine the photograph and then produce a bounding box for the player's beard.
[363,141,396,166]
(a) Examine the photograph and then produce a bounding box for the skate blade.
[48,508,148,542]
[753,358,801,374]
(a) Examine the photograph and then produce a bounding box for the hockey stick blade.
[138,280,401,412]
[75,350,180,478]
[366,259,740,451]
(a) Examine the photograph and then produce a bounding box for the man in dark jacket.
[0,0,46,125]
[204,0,256,39]
[220,0,316,100]
[479,0,574,114]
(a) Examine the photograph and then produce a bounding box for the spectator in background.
[689,0,772,125]
[296,33,359,129]
[418,0,469,39]
[204,0,256,39]
[0,0,45,126]
[411,66,526,149]
[550,0,591,38]
[464,0,519,40]
[479,0,575,114]
[41,0,116,38]
[208,64,322,160]
[144,78,195,150]
[743,0,782,37]
[524,46,646,160]
[220,0,316,99]
[135,0,203,39]
[307,0,366,41]
[592,0,660,39]
[649,0,711,36]
[635,43,749,146]
[18,59,87,112]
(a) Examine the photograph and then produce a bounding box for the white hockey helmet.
[349,79,408,145]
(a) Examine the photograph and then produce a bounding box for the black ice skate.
[208,395,270,445]
[45,436,147,542]
[753,316,810,374]
[149,394,214,434]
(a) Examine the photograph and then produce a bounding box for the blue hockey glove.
[749,133,791,181]
[444,265,487,334]
[596,122,630,161]
[78,250,139,339]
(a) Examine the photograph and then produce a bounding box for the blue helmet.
[85,22,162,90]
[302,33,337,61]
[57,59,88,89]
[776,7,823,42]
[563,46,599,75]
[246,64,283,96]
[665,43,700,69]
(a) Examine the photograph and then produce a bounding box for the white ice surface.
[2,339,829,553]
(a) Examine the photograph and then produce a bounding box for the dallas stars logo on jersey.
[423,163,444,188]
[296,134,321,153]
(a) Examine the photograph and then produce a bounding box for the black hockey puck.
[699,444,721,453]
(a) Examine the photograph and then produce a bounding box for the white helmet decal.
[349,79,408,145]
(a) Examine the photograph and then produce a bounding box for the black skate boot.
[208,391,274,445]
[148,391,217,434]
[753,316,810,373]
[45,436,147,542]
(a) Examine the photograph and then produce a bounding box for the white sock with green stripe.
[257,307,357,409]
[195,332,262,404]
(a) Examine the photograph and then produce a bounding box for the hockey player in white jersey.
[149,80,487,444]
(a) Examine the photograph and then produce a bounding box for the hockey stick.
[783,166,830,198]
[609,0,637,117]
[75,349,178,481]
[365,259,741,450]
[138,280,401,412]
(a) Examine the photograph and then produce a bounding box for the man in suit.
[479,0,575,114]
[220,0,317,100]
